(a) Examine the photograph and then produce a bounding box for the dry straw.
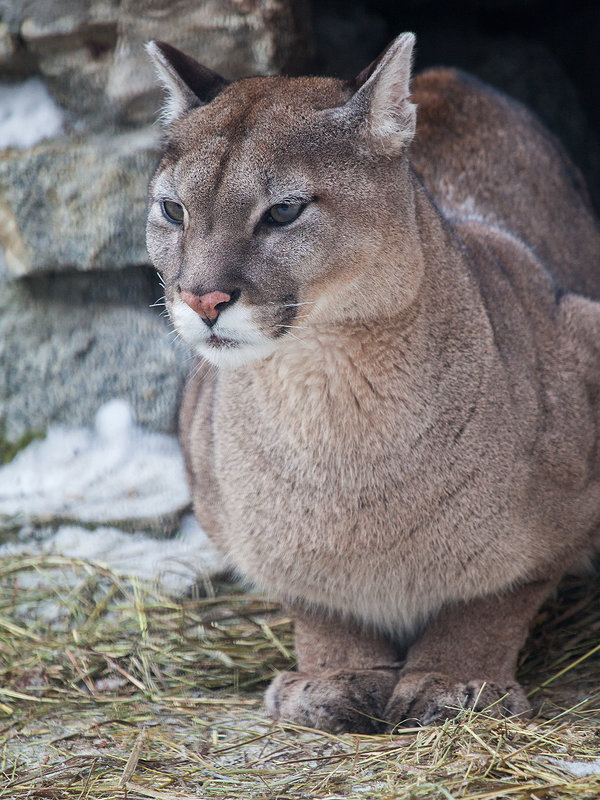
[0,554,598,799]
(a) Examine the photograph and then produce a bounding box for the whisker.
[150,297,166,308]
[266,300,315,308]
[274,324,308,343]
[283,331,303,343]
[190,359,208,381]
[179,345,198,362]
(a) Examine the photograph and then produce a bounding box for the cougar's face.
[146,78,388,369]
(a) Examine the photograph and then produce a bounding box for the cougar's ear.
[331,32,417,155]
[146,41,230,125]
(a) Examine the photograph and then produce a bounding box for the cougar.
[146,33,600,733]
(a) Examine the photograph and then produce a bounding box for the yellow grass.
[0,554,598,799]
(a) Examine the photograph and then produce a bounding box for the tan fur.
[146,35,600,732]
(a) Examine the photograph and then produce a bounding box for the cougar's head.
[146,34,418,369]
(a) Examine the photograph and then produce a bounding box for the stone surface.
[0,269,188,443]
[1,0,312,131]
[107,0,313,126]
[4,0,119,128]
[0,127,159,277]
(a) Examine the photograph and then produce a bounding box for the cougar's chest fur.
[184,258,594,633]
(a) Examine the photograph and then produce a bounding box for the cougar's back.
[411,68,600,299]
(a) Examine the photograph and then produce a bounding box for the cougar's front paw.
[384,672,531,728]
[265,669,398,734]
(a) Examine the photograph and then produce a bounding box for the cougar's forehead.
[161,76,350,201]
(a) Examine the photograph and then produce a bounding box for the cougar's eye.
[266,201,306,225]
[161,199,185,224]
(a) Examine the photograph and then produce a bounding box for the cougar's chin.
[169,296,279,369]
[198,338,278,369]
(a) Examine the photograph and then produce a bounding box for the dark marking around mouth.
[209,335,237,348]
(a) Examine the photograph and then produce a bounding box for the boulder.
[0,127,159,277]
[0,268,188,443]
[5,0,119,129]
[107,0,313,126]
[2,0,312,131]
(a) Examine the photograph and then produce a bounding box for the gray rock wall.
[0,128,157,278]
[0,269,188,442]
[0,0,311,447]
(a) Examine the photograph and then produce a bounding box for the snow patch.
[0,514,224,595]
[0,399,226,594]
[0,399,191,532]
[0,77,64,150]
[547,757,600,777]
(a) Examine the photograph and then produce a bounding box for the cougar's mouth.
[168,295,283,368]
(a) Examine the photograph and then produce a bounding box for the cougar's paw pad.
[265,669,397,734]
[384,672,531,728]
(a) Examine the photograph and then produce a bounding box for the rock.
[0,269,189,443]
[0,127,159,277]
[3,0,312,131]
[107,0,314,125]
[8,0,119,130]
[0,20,37,76]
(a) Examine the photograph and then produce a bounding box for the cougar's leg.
[265,606,401,733]
[384,576,560,728]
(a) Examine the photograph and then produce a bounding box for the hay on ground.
[0,554,598,799]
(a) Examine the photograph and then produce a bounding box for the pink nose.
[180,290,231,322]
